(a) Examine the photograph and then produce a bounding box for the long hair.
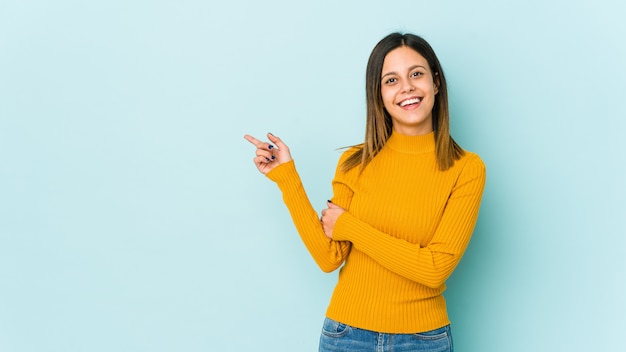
[341,32,464,172]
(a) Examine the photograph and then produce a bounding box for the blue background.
[1,0,625,351]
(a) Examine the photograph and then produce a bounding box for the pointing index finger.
[243,134,262,146]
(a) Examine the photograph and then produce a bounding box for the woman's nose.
[401,80,415,93]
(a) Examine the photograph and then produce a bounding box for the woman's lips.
[398,97,422,109]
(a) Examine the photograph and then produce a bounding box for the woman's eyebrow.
[381,71,397,79]
[382,65,427,79]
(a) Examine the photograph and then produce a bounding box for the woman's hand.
[243,133,292,175]
[321,201,345,239]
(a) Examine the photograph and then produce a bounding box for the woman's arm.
[267,161,352,272]
[330,155,486,288]
[244,133,352,272]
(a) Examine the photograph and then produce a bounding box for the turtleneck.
[385,130,436,154]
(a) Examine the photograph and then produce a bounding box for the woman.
[244,32,486,352]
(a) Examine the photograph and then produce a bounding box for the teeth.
[400,98,421,107]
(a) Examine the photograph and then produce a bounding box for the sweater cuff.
[266,160,298,183]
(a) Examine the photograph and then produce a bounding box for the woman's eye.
[411,71,423,78]
[384,77,397,84]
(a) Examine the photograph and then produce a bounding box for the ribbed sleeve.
[332,154,485,288]
[266,160,351,273]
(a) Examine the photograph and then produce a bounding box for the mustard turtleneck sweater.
[266,131,486,333]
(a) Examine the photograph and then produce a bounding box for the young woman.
[244,32,486,352]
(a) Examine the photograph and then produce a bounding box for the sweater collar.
[385,130,436,154]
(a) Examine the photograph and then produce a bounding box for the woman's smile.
[398,96,423,109]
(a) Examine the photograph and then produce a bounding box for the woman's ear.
[434,72,440,94]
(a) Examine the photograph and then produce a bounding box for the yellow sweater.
[267,131,486,333]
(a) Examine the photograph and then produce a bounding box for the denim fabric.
[319,317,453,352]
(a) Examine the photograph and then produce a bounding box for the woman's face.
[380,46,438,136]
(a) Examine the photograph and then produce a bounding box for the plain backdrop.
[1,0,625,351]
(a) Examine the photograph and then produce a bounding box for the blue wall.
[1,1,624,351]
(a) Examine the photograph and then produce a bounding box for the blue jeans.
[319,318,453,352]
